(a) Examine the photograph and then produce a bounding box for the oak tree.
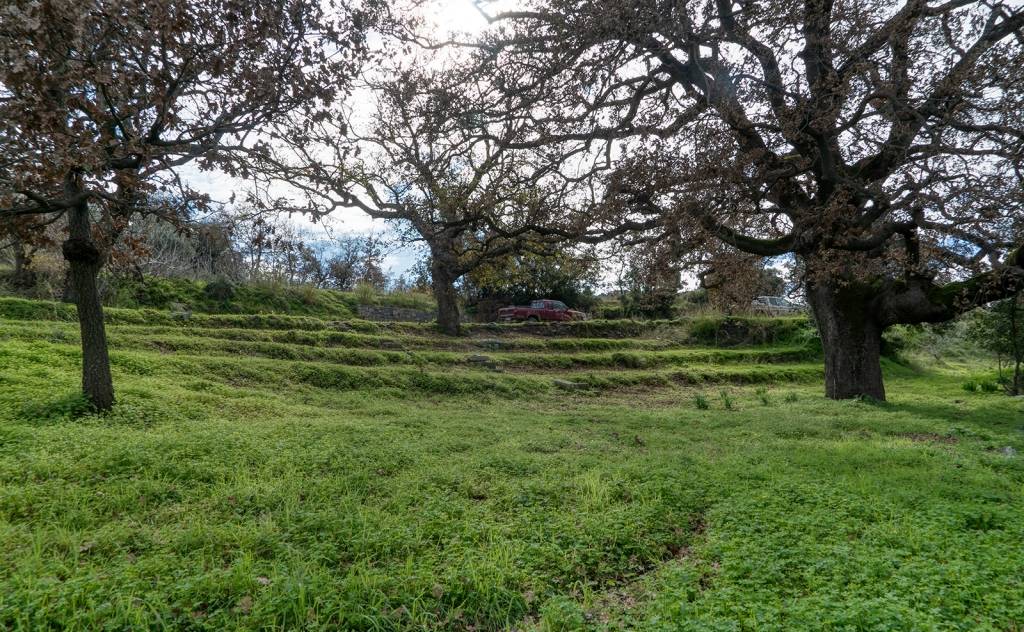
[256,64,565,334]
[474,0,1024,399]
[0,0,377,409]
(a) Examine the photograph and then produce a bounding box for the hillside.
[7,275,437,321]
[1,300,1022,630]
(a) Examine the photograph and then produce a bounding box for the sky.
[181,0,492,279]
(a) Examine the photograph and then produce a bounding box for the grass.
[693,394,710,410]
[0,297,815,343]
[3,275,438,321]
[1,300,1023,630]
[0,320,821,371]
[718,390,735,411]
[109,276,362,318]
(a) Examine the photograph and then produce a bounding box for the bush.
[687,316,811,347]
[962,378,1000,393]
[979,380,1001,393]
[0,296,84,322]
[115,276,203,309]
[590,303,627,320]
[965,296,1023,395]
[203,278,236,303]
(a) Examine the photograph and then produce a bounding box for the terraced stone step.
[1,319,818,357]
[2,341,823,399]
[1,320,683,352]
[1,323,818,370]
[0,297,810,343]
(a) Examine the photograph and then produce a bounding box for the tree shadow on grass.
[17,391,95,424]
[879,397,1024,435]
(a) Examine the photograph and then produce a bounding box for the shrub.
[965,295,1023,396]
[590,303,626,320]
[979,380,1000,393]
[687,315,811,347]
[694,393,710,410]
[0,297,78,322]
[203,278,236,303]
[959,378,1002,394]
[954,376,995,391]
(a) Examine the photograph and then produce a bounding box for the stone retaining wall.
[357,305,436,322]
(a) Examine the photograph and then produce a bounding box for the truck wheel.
[527,316,540,323]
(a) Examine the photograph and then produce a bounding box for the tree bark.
[1011,295,1022,396]
[807,281,886,401]
[10,241,37,289]
[62,194,115,412]
[1013,359,1022,397]
[431,257,462,336]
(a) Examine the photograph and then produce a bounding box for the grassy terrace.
[1,299,1023,630]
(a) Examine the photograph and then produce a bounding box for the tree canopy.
[252,61,570,333]
[470,0,1024,398]
[2,0,1023,404]
[0,0,380,408]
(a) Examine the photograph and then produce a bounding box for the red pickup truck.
[497,299,587,322]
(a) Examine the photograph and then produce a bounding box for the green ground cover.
[1,300,1022,630]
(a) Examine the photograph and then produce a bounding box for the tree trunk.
[1013,359,1022,397]
[10,242,37,289]
[62,196,115,412]
[1012,295,1022,396]
[61,269,77,304]
[807,281,886,401]
[431,258,461,336]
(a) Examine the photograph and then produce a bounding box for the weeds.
[353,281,378,306]
[963,379,1001,393]
[694,393,710,410]
[719,390,735,410]
[1,297,1022,630]
[19,392,94,422]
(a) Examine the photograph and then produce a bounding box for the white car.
[751,296,804,315]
